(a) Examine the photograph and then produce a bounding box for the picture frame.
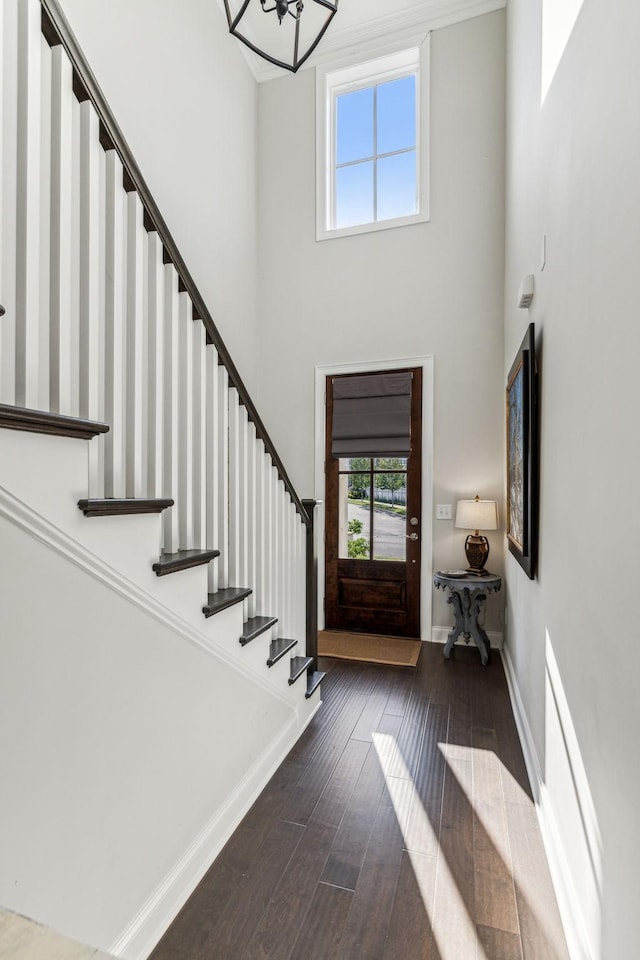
[506,323,538,579]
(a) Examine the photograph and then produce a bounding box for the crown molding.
[239,0,506,82]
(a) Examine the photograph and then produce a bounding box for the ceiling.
[219,0,506,81]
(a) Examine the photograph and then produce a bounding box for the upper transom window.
[316,44,430,241]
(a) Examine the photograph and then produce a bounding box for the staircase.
[0,0,323,698]
[0,0,323,953]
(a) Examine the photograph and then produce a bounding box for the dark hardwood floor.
[150,644,569,960]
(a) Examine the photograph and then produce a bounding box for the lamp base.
[464,534,490,575]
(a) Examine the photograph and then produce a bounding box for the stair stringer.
[0,484,322,959]
[0,429,318,707]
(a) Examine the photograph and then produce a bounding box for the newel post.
[302,499,319,670]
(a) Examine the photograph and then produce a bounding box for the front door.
[324,367,422,638]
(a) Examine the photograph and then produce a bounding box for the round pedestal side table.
[433,571,502,666]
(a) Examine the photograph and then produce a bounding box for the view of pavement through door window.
[338,457,408,561]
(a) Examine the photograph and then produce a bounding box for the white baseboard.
[501,644,595,960]
[430,625,503,649]
[111,698,323,960]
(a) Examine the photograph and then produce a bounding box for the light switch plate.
[436,504,452,520]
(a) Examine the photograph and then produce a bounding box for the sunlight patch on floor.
[373,732,490,960]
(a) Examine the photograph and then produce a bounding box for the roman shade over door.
[331,372,412,458]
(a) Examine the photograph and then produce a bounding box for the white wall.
[257,12,507,633]
[503,0,640,957]
[57,0,261,389]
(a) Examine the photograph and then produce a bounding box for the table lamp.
[455,495,498,575]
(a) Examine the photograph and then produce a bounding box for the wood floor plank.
[431,756,478,959]
[321,727,397,890]
[383,685,431,781]
[472,726,520,934]
[477,923,523,960]
[351,669,395,742]
[150,857,242,960]
[291,665,374,763]
[245,739,369,960]
[505,801,570,960]
[404,702,449,858]
[280,687,375,826]
[202,819,305,960]
[220,754,308,873]
[382,850,439,960]
[382,666,415,717]
[288,882,353,960]
[334,796,405,960]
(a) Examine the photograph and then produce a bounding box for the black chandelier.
[224,0,339,73]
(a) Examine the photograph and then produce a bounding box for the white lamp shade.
[455,499,498,531]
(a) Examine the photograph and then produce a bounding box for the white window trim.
[316,38,430,242]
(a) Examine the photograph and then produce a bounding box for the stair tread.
[240,616,278,646]
[289,655,313,686]
[267,637,298,667]
[305,670,326,699]
[203,587,252,618]
[153,548,219,576]
[0,403,109,439]
[78,497,174,517]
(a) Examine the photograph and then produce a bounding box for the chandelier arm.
[260,2,277,12]
[293,5,337,70]
[230,0,253,31]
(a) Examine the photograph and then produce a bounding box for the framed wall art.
[506,323,538,579]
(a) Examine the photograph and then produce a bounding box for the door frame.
[314,355,434,641]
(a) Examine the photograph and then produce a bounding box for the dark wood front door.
[324,368,422,638]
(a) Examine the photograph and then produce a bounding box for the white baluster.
[287,499,295,642]
[15,0,43,409]
[192,319,206,550]
[145,232,164,498]
[0,0,18,404]
[206,345,220,593]
[49,44,73,415]
[280,487,288,637]
[228,387,241,586]
[238,403,250,615]
[78,99,103,491]
[124,191,144,497]
[254,439,267,614]
[162,264,179,553]
[39,36,51,411]
[298,513,305,645]
[271,465,280,626]
[103,150,126,497]
[178,291,193,550]
[217,366,230,588]
[246,421,257,618]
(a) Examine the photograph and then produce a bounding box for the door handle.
[0,305,5,317]
[406,532,419,541]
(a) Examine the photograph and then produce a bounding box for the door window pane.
[373,457,408,470]
[339,457,372,472]
[372,471,407,561]
[372,472,407,517]
[339,474,371,559]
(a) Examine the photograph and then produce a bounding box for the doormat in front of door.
[318,631,422,667]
